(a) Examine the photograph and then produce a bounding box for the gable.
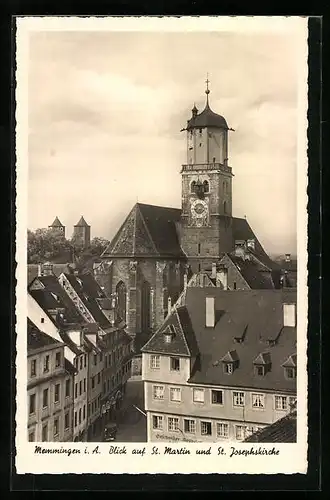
[29,278,45,291]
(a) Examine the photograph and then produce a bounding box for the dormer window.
[282,354,297,379]
[76,278,83,287]
[253,352,271,376]
[285,367,296,379]
[163,324,176,344]
[221,350,239,374]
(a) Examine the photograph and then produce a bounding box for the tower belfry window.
[203,180,209,193]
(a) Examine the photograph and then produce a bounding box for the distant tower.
[73,216,91,248]
[48,216,65,237]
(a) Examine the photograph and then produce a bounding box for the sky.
[27,27,304,255]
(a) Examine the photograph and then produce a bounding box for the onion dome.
[187,77,228,130]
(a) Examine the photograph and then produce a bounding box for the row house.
[142,288,297,443]
[27,319,75,442]
[28,267,133,441]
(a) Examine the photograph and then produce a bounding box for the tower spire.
[205,73,210,105]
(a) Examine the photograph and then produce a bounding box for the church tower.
[180,78,234,272]
[49,216,65,237]
[73,216,91,248]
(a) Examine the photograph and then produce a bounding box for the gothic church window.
[191,181,196,193]
[203,180,209,193]
[115,281,127,323]
[141,281,151,333]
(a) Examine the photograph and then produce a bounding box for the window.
[252,393,265,409]
[79,408,82,424]
[216,422,229,438]
[54,383,60,403]
[275,395,288,411]
[105,355,107,369]
[170,387,181,402]
[224,362,233,374]
[211,390,223,405]
[255,365,265,376]
[79,380,82,396]
[43,355,49,373]
[75,383,78,399]
[83,405,86,420]
[235,425,247,440]
[29,394,36,414]
[28,430,35,442]
[233,391,245,407]
[285,367,296,379]
[65,379,70,397]
[42,388,48,408]
[170,357,180,372]
[152,385,164,400]
[84,378,86,392]
[152,415,163,430]
[98,372,101,384]
[54,418,59,437]
[233,282,237,290]
[193,388,205,403]
[41,317,44,324]
[42,423,48,442]
[80,357,83,370]
[198,243,201,255]
[103,382,106,394]
[30,359,36,377]
[168,417,179,432]
[184,419,196,434]
[92,377,95,389]
[94,354,97,366]
[150,355,160,370]
[203,180,209,193]
[55,351,61,368]
[191,181,196,193]
[111,376,115,388]
[65,412,70,430]
[88,404,91,417]
[84,354,87,367]
[201,421,212,436]
[74,411,77,427]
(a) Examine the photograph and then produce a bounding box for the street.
[116,378,147,442]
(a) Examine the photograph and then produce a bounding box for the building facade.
[27,319,75,442]
[142,288,297,443]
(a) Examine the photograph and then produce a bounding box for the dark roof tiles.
[244,411,297,443]
[27,318,63,351]
[186,102,229,130]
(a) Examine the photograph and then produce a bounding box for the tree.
[70,236,110,272]
[27,228,73,264]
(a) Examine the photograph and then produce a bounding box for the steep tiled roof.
[27,318,63,351]
[64,273,111,329]
[244,411,297,443]
[49,216,64,227]
[102,203,185,259]
[142,308,193,357]
[74,216,90,227]
[228,254,275,289]
[29,275,82,326]
[186,288,297,392]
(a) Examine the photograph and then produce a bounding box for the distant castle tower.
[48,216,65,237]
[73,216,91,248]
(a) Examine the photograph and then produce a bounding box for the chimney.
[217,267,228,290]
[234,240,246,258]
[285,253,291,263]
[283,303,296,327]
[43,262,53,276]
[211,262,217,279]
[37,264,43,277]
[205,296,215,328]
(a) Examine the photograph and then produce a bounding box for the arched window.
[223,181,226,193]
[203,180,209,193]
[141,281,151,333]
[115,281,127,322]
[191,181,196,193]
[223,201,228,214]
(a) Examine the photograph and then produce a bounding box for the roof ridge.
[175,307,191,356]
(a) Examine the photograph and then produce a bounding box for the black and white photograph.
[15,16,308,474]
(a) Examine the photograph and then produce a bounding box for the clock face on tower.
[190,199,208,221]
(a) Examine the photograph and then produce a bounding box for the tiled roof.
[64,273,111,329]
[49,216,64,227]
[228,254,275,289]
[102,203,185,259]
[74,216,90,227]
[28,263,73,285]
[142,309,192,357]
[244,411,297,443]
[27,318,63,351]
[29,275,82,325]
[144,288,297,393]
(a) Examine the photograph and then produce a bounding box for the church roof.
[74,216,90,227]
[102,203,186,259]
[186,101,228,130]
[49,216,64,228]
